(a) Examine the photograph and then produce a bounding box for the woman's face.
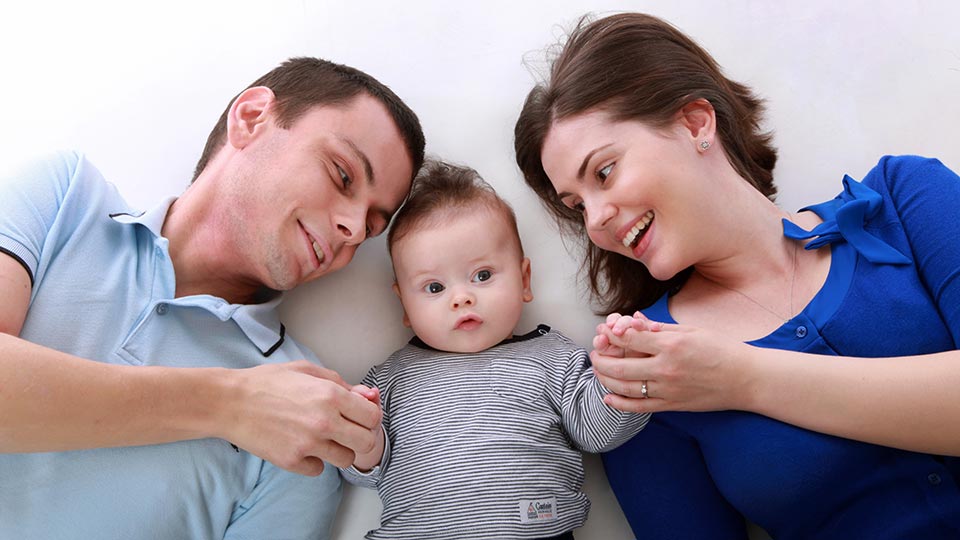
[540,108,710,281]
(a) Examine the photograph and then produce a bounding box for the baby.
[341,161,650,540]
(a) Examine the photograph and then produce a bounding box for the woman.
[514,12,960,539]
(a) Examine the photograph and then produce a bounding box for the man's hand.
[221,361,383,476]
[347,384,386,472]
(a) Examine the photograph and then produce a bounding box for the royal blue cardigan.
[604,155,960,539]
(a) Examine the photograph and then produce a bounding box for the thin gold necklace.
[705,240,799,323]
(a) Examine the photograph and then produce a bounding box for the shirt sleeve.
[553,337,650,453]
[224,461,341,540]
[0,151,80,283]
[880,156,960,343]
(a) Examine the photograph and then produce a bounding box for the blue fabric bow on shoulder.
[782,174,912,265]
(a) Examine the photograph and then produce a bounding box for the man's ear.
[521,257,534,303]
[392,282,412,328]
[676,98,716,148]
[226,86,276,149]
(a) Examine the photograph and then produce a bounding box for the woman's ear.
[677,98,716,149]
[226,86,276,149]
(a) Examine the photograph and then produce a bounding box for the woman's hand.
[591,312,760,414]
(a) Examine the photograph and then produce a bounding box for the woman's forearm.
[744,346,960,456]
[594,322,960,456]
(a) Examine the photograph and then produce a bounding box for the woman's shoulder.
[862,155,957,193]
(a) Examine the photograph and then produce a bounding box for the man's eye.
[337,165,351,188]
[425,282,445,294]
[472,270,492,282]
[597,163,614,182]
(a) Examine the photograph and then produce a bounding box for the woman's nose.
[584,198,616,232]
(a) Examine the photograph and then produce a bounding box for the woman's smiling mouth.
[622,211,654,248]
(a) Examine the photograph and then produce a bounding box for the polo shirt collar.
[108,196,176,238]
[109,198,287,357]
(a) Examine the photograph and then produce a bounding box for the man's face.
[226,94,414,291]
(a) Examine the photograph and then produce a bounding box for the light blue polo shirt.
[0,151,340,539]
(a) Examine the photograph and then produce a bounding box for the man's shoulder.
[2,150,81,192]
[3,149,133,213]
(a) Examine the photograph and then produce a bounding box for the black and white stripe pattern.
[341,326,650,539]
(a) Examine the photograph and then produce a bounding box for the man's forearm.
[0,332,230,452]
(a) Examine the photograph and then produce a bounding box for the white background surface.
[2,1,958,539]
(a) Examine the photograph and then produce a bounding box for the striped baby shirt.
[341,325,650,539]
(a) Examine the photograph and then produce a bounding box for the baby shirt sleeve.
[551,334,651,452]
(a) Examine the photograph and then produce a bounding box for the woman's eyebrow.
[577,144,613,179]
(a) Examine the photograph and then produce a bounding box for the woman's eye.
[597,163,614,182]
[425,282,445,294]
[572,202,585,213]
[473,270,492,282]
[337,165,351,188]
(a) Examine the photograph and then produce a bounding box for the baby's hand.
[594,312,663,352]
[351,384,381,407]
[610,311,662,336]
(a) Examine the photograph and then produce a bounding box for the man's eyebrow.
[340,136,395,232]
[557,143,613,200]
[340,136,375,187]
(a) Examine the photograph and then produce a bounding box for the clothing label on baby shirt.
[519,497,558,523]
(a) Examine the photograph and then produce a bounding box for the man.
[0,57,424,538]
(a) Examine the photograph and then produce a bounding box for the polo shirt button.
[928,473,942,485]
[795,325,808,338]
[156,303,168,315]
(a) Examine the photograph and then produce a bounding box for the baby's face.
[392,207,532,353]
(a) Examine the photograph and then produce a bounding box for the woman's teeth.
[622,211,654,248]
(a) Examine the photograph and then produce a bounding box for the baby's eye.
[597,163,614,182]
[424,282,445,294]
[472,270,492,282]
